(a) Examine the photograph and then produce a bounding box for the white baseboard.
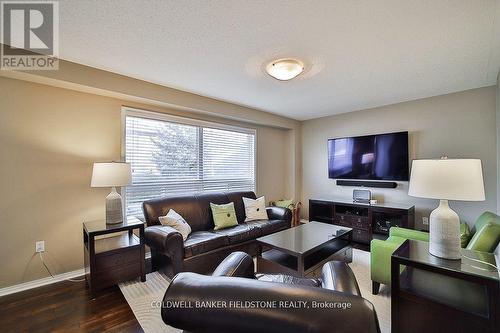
[0,252,152,297]
[0,268,86,297]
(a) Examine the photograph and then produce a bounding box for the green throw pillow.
[275,199,293,209]
[460,223,471,248]
[466,222,500,252]
[472,211,499,234]
[210,202,238,230]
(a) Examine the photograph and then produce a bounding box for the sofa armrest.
[145,225,184,259]
[320,261,361,296]
[212,251,255,278]
[370,239,405,285]
[389,227,429,242]
[266,206,292,225]
[162,273,380,333]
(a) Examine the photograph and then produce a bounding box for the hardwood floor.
[0,245,369,332]
[0,279,142,333]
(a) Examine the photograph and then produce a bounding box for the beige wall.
[301,87,498,229]
[0,77,295,288]
[0,58,299,130]
[1,57,302,203]
[497,73,500,214]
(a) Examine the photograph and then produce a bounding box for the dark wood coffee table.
[256,221,352,278]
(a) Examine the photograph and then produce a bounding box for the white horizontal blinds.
[202,127,255,192]
[125,116,201,218]
[124,113,256,219]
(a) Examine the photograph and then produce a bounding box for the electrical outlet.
[422,217,429,225]
[35,241,45,253]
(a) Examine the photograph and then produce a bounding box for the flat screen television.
[328,131,409,181]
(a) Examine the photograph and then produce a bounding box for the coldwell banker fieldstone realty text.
[153,300,353,310]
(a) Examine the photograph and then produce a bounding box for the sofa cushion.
[211,224,261,244]
[226,191,257,223]
[275,199,293,209]
[472,211,500,235]
[143,194,205,231]
[245,219,288,236]
[211,202,238,230]
[158,209,192,241]
[466,222,500,252]
[460,223,471,248]
[184,231,228,258]
[143,191,263,231]
[195,193,231,230]
[243,196,269,221]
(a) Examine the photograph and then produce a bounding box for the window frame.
[121,106,258,218]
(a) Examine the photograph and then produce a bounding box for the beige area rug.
[119,272,180,333]
[120,249,390,333]
[350,249,391,333]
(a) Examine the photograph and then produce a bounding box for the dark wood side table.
[391,239,499,333]
[83,216,145,297]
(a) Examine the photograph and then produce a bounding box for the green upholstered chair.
[370,211,500,294]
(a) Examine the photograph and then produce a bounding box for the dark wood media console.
[309,199,415,244]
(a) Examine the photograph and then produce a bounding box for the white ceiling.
[59,0,500,120]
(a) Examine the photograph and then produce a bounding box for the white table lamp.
[91,162,132,225]
[408,158,485,259]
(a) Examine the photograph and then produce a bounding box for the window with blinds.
[123,109,256,219]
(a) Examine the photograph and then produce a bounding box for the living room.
[0,1,499,333]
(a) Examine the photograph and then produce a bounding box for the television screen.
[328,131,409,181]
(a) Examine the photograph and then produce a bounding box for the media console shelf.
[309,199,415,244]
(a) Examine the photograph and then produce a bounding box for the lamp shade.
[91,162,132,188]
[408,159,485,201]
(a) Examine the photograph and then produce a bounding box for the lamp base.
[429,200,461,260]
[106,187,124,225]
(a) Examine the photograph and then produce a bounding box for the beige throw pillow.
[158,209,192,241]
[243,196,268,222]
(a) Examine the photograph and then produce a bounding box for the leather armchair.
[162,252,380,333]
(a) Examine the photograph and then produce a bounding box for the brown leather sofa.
[162,252,381,333]
[143,191,292,276]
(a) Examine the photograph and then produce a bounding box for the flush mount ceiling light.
[265,58,304,81]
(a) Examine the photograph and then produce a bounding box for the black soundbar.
[336,180,398,188]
